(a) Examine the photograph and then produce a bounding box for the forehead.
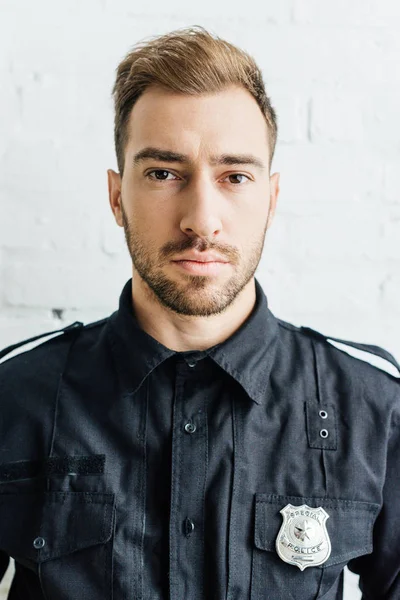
[126,84,270,162]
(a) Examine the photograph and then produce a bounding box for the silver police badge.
[276,504,331,570]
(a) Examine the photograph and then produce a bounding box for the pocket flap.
[254,494,380,568]
[0,491,115,562]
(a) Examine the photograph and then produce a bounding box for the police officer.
[0,26,399,600]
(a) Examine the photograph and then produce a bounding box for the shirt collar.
[107,277,279,405]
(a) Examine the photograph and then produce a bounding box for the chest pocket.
[0,491,115,600]
[251,494,380,600]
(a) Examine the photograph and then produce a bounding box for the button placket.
[170,362,207,597]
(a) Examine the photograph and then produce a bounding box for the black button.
[187,361,196,368]
[33,537,46,549]
[184,422,196,434]
[184,518,195,537]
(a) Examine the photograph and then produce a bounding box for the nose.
[179,175,223,240]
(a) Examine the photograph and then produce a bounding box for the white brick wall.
[1,1,399,598]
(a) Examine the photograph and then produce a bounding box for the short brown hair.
[112,26,278,175]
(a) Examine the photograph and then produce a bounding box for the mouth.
[171,259,230,276]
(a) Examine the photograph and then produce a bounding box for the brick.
[2,248,131,310]
[268,90,308,143]
[101,218,128,256]
[102,1,291,21]
[381,274,400,314]
[311,91,400,147]
[267,209,381,263]
[243,25,400,87]
[0,193,103,252]
[310,93,366,143]
[0,74,20,158]
[0,131,112,195]
[384,162,400,205]
[382,217,400,260]
[262,261,382,318]
[293,0,400,26]
[271,143,383,207]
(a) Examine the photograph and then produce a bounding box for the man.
[0,26,399,600]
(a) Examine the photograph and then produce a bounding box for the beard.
[121,201,267,317]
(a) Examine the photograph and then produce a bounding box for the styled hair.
[112,26,278,175]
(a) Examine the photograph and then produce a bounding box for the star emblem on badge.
[294,519,314,542]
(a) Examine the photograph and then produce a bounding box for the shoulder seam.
[276,319,302,333]
[82,317,109,330]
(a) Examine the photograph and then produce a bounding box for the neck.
[130,275,257,352]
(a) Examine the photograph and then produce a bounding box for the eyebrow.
[132,146,266,171]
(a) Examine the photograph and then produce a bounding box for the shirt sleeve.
[347,398,400,599]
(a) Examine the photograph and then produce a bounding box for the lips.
[172,259,230,276]
[172,252,228,263]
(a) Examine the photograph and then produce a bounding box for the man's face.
[108,84,279,317]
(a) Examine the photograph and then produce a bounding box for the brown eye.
[153,170,169,180]
[226,174,250,184]
[147,170,177,181]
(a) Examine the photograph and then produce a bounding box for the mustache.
[120,203,240,262]
[162,237,239,262]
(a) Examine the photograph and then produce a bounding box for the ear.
[107,169,123,227]
[266,172,280,230]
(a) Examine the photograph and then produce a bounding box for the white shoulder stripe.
[328,340,400,378]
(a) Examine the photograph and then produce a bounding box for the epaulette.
[0,318,108,362]
[300,326,400,377]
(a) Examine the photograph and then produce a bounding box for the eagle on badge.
[276,504,331,570]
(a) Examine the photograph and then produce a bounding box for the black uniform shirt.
[0,277,399,600]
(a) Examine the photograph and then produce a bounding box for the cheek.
[236,217,268,256]
[131,200,176,244]
[132,190,176,219]
[237,206,268,235]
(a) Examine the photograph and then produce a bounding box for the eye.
[223,173,251,185]
[146,169,180,181]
